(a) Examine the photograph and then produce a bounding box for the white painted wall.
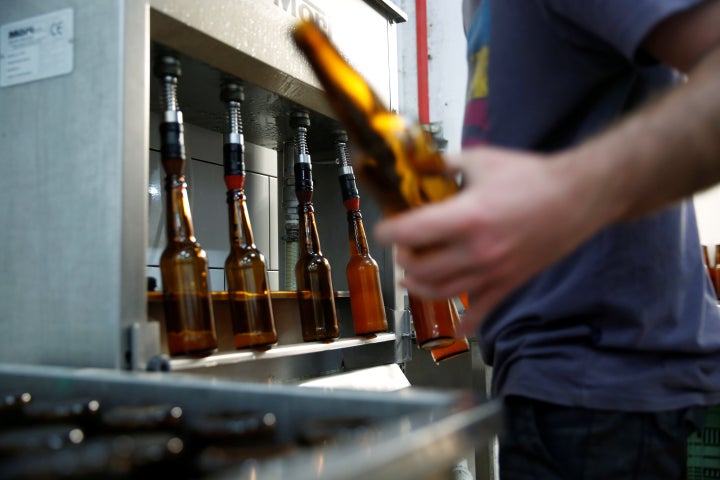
[695,188,720,263]
[396,0,467,153]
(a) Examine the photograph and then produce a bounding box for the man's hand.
[375,147,609,334]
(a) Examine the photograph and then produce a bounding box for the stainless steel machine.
[0,1,498,477]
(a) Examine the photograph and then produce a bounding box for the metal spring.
[335,139,351,167]
[160,76,179,112]
[294,126,309,155]
[226,101,243,134]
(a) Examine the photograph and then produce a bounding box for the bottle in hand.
[292,20,459,347]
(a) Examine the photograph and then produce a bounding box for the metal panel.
[149,0,397,119]
[0,0,149,368]
[0,364,502,480]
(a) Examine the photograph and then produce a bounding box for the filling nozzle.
[222,82,245,146]
[154,55,183,124]
[221,82,246,183]
[291,110,313,193]
[333,130,360,209]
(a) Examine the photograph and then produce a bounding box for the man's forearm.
[560,46,720,226]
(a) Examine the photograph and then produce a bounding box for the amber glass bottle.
[708,245,720,300]
[334,131,388,337]
[221,83,277,349]
[293,20,459,346]
[292,20,459,215]
[408,295,455,350]
[430,299,470,363]
[155,55,217,356]
[292,111,339,341]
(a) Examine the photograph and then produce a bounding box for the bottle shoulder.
[347,253,379,268]
[161,241,207,259]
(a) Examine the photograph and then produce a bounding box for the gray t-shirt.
[463,0,720,411]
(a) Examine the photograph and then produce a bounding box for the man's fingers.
[374,196,471,248]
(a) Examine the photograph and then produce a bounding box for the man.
[376,0,720,477]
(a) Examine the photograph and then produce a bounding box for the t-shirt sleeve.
[539,0,703,63]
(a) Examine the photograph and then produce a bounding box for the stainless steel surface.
[169,334,397,382]
[149,0,402,119]
[2,0,407,390]
[0,0,149,369]
[0,364,501,480]
[147,292,398,381]
[364,0,408,23]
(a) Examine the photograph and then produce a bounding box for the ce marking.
[50,21,63,37]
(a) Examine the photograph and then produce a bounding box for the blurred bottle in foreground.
[430,299,470,363]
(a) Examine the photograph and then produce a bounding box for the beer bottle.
[293,20,459,347]
[408,295,455,350]
[714,245,720,300]
[292,20,459,214]
[292,111,340,341]
[221,82,278,349]
[430,299,470,363]
[334,131,388,337]
[154,55,217,357]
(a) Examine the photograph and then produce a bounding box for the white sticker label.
[0,8,74,87]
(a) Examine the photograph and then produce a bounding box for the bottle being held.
[292,20,459,215]
[154,55,217,357]
[334,131,388,337]
[292,111,340,342]
[221,82,278,350]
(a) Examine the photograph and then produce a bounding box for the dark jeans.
[499,396,706,480]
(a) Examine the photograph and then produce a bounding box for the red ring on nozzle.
[225,175,246,190]
[343,198,360,211]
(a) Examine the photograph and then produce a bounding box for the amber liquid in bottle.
[156,55,217,357]
[346,210,389,336]
[713,245,720,300]
[225,189,278,349]
[335,131,388,337]
[292,111,339,342]
[222,82,277,349]
[296,200,340,341]
[408,295,455,350]
[430,299,470,363]
[293,21,459,345]
[161,175,217,356]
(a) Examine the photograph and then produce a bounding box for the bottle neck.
[299,201,322,255]
[347,210,369,257]
[227,188,255,249]
[165,174,196,243]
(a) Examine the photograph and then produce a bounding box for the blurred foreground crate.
[688,406,720,480]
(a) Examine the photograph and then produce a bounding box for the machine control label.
[0,8,74,87]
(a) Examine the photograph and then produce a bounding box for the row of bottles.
[154,34,473,363]
[153,54,395,357]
